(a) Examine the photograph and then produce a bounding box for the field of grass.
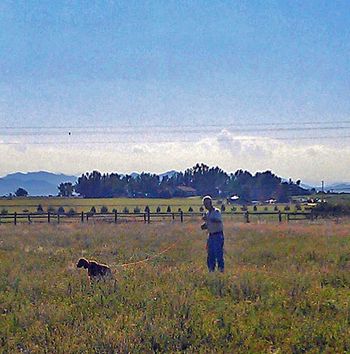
[2,220,350,352]
[0,196,305,214]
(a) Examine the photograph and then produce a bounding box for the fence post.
[114,210,118,224]
[143,213,147,223]
[48,212,51,223]
[28,214,31,224]
[57,213,60,224]
[14,212,17,225]
[180,210,184,223]
[81,211,84,223]
[147,210,151,224]
[278,210,282,223]
[172,212,175,220]
[245,211,250,223]
[287,213,290,222]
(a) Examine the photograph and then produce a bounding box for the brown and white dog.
[77,257,112,281]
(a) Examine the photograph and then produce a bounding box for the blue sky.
[0,1,350,184]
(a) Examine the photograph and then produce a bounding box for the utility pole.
[321,180,324,193]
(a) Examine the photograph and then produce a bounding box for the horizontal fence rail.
[0,210,313,225]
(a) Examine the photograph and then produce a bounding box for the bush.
[156,206,161,213]
[241,206,247,212]
[1,208,8,215]
[178,208,182,212]
[67,208,75,216]
[58,206,65,214]
[112,208,117,213]
[264,206,268,211]
[37,204,44,213]
[253,205,257,211]
[274,205,279,211]
[188,206,193,212]
[90,206,96,214]
[295,204,302,211]
[133,206,141,214]
[167,206,171,213]
[144,206,150,213]
[123,207,129,213]
[221,204,226,212]
[22,209,29,213]
[231,207,237,212]
[100,206,108,213]
[284,205,291,211]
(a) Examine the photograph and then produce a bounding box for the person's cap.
[202,195,212,203]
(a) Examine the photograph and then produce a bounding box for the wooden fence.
[0,210,313,225]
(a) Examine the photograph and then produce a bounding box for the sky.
[0,0,350,185]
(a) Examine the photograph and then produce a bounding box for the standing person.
[201,196,224,272]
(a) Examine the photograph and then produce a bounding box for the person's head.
[202,195,213,210]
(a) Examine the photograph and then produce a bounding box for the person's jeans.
[207,231,224,272]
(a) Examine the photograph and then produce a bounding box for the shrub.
[112,208,117,213]
[241,206,247,212]
[221,204,226,212]
[22,209,29,213]
[284,205,291,211]
[295,204,302,211]
[264,206,268,211]
[188,206,193,212]
[133,206,141,214]
[37,204,44,213]
[123,207,129,213]
[231,207,237,212]
[67,208,75,216]
[166,206,171,213]
[156,206,161,213]
[90,206,96,214]
[274,205,279,211]
[100,206,108,213]
[144,206,150,213]
[57,206,65,214]
[178,208,182,212]
[1,208,8,215]
[48,206,56,213]
[253,205,258,211]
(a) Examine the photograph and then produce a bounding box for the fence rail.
[0,210,313,225]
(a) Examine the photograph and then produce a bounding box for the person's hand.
[201,222,208,230]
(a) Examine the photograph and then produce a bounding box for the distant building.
[175,186,197,197]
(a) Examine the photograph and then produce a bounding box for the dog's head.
[77,258,90,269]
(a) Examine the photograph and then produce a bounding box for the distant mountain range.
[0,172,77,196]
[0,170,178,196]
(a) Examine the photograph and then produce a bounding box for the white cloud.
[0,131,350,184]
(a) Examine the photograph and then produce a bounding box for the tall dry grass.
[1,220,350,352]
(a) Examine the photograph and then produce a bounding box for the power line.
[1,126,350,136]
[2,120,350,130]
[1,135,350,145]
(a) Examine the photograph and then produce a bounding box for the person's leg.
[207,237,216,272]
[217,233,225,272]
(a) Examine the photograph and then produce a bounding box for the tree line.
[58,163,309,202]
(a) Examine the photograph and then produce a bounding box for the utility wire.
[1,126,350,136]
[1,135,350,145]
[2,120,350,130]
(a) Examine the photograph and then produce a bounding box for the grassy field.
[1,220,350,352]
[0,196,305,214]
